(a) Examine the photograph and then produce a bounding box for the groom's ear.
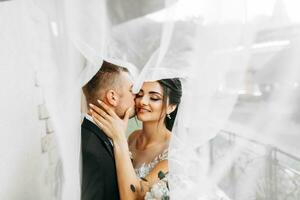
[105,89,119,107]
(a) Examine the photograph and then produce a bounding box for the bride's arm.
[113,137,144,200]
[113,130,168,199]
[89,101,168,199]
[89,101,144,199]
[114,140,169,199]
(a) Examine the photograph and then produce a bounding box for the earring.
[167,114,171,119]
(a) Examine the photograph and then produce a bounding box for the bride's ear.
[105,89,119,107]
[167,104,177,115]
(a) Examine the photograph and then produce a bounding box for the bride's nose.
[139,96,149,106]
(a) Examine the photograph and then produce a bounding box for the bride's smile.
[137,107,151,113]
[135,82,166,122]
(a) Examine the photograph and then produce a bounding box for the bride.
[89,78,182,199]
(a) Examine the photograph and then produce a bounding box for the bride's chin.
[136,113,149,121]
[136,114,144,121]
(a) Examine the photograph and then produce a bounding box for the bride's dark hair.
[158,78,182,131]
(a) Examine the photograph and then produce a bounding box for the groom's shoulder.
[81,119,103,152]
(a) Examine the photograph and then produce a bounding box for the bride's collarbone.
[135,134,170,151]
[131,145,167,163]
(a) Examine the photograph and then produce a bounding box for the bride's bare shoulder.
[128,129,142,145]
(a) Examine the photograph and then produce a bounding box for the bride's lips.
[137,107,151,113]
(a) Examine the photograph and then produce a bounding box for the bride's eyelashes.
[135,93,161,101]
[150,96,161,101]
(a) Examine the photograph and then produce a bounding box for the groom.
[81,60,135,200]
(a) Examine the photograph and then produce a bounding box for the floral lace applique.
[132,149,168,179]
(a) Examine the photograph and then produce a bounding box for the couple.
[81,60,182,200]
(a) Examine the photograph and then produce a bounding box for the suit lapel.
[82,118,114,158]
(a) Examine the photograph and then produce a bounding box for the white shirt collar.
[84,113,97,125]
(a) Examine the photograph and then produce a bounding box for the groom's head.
[83,61,135,118]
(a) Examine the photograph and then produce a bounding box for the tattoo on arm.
[129,178,149,194]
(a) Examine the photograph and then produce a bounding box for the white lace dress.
[129,135,170,199]
[131,149,168,179]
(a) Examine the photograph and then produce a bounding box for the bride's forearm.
[113,140,143,200]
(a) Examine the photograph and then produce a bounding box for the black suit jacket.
[81,118,120,200]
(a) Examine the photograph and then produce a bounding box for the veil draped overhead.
[0,0,300,199]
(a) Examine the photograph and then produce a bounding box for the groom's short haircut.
[83,60,129,104]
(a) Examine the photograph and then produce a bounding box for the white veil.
[0,0,300,199]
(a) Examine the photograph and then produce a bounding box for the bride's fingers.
[92,116,111,136]
[90,109,109,127]
[89,103,111,120]
[92,116,103,127]
[97,100,118,118]
[123,107,132,123]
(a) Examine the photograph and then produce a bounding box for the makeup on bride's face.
[135,81,166,122]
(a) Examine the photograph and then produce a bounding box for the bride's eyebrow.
[149,91,162,96]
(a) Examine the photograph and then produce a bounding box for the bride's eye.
[150,95,161,101]
[150,98,160,101]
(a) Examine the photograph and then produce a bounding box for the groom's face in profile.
[83,61,136,119]
[114,71,136,119]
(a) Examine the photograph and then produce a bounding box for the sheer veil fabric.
[0,0,300,199]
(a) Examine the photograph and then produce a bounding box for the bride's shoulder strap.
[157,148,169,161]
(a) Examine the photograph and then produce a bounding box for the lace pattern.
[132,149,168,178]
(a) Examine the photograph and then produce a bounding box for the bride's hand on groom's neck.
[89,100,131,143]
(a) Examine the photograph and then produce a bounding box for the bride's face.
[135,81,166,122]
